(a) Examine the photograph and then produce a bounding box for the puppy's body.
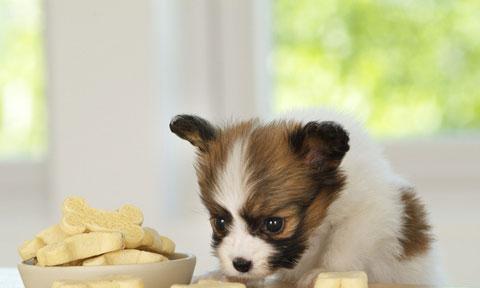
[277,111,440,285]
[171,110,441,287]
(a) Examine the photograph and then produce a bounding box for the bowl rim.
[18,252,196,270]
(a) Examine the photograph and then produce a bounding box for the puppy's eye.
[264,217,284,234]
[213,216,227,233]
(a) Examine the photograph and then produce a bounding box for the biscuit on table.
[171,280,246,288]
[52,276,144,288]
[314,271,368,288]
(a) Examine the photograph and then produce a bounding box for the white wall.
[46,0,161,221]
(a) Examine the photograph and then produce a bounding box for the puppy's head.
[170,115,349,279]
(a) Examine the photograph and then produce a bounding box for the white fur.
[206,109,442,287]
[214,139,275,279]
[215,139,249,213]
[217,218,275,279]
[275,109,443,286]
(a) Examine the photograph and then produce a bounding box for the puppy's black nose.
[232,257,252,273]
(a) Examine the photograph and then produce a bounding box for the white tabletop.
[0,268,23,288]
[0,268,443,288]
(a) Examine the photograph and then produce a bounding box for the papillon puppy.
[170,110,441,287]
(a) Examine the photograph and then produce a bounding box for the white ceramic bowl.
[18,253,196,288]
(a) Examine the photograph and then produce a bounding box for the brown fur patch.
[243,122,314,216]
[303,186,340,232]
[241,121,345,239]
[194,119,347,226]
[399,187,433,259]
[195,120,258,214]
[196,119,345,240]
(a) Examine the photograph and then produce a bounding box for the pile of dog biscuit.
[18,196,175,267]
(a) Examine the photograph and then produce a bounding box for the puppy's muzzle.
[232,257,252,273]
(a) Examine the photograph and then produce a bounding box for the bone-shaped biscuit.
[52,276,144,288]
[60,197,144,248]
[138,227,175,255]
[18,238,45,260]
[314,271,368,288]
[171,280,246,288]
[82,249,168,266]
[37,224,70,245]
[18,224,70,260]
[36,232,124,266]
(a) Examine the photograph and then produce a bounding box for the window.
[273,0,480,138]
[271,4,480,284]
[0,0,45,159]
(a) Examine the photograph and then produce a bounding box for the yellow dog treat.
[83,249,168,266]
[171,280,246,288]
[37,232,124,266]
[60,197,144,248]
[138,227,175,255]
[18,238,45,260]
[314,271,368,288]
[18,224,70,260]
[52,276,144,288]
[37,224,70,245]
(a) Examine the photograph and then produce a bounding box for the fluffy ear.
[289,121,350,171]
[169,114,217,152]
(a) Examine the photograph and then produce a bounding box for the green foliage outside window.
[273,0,480,137]
[0,0,45,158]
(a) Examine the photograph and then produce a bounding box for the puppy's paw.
[296,269,325,288]
[192,270,228,283]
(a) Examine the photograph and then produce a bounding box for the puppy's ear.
[170,114,217,152]
[289,121,349,171]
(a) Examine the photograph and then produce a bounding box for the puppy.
[170,110,441,287]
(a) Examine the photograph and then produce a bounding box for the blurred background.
[0,0,479,286]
